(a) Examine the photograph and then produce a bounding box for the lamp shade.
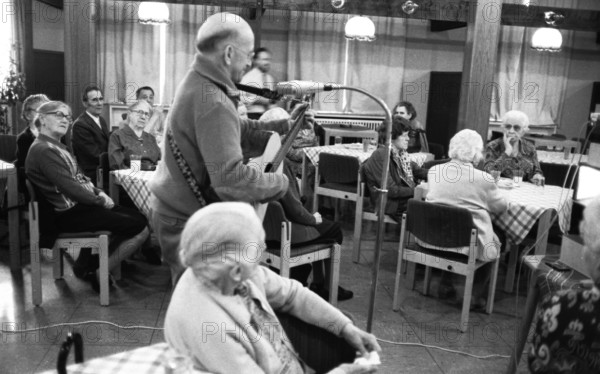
[345,16,376,41]
[138,2,170,25]
[531,27,562,52]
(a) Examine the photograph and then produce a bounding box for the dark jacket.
[71,112,110,183]
[363,145,428,219]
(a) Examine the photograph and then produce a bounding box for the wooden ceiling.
[139,0,600,32]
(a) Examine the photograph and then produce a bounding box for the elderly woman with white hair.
[484,110,544,185]
[528,196,600,373]
[426,129,508,306]
[164,202,380,374]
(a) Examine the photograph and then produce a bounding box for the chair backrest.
[318,153,360,185]
[540,162,579,189]
[0,134,17,163]
[26,178,59,248]
[97,152,109,190]
[406,199,475,248]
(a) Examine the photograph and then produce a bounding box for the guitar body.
[249,132,284,220]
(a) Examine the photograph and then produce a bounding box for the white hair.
[581,196,600,255]
[502,110,529,130]
[448,129,484,163]
[179,202,265,269]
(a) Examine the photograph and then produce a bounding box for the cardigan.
[149,53,290,220]
[108,125,161,170]
[165,266,352,374]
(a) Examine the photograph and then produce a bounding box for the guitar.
[250,103,310,220]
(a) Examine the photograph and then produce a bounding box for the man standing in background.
[240,47,278,119]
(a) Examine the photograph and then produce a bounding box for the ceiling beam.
[139,0,600,31]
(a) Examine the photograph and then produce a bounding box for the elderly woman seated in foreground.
[528,196,600,373]
[484,110,544,185]
[164,202,380,374]
[108,100,161,170]
[426,129,508,306]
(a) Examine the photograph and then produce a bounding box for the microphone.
[235,83,282,101]
[274,80,340,96]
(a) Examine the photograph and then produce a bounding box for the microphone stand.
[335,86,392,333]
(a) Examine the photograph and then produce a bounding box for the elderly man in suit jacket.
[70,86,110,184]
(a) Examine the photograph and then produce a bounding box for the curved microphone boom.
[274,80,340,96]
[235,83,283,101]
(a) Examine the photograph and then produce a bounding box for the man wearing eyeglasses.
[484,110,544,185]
[69,85,110,184]
[149,12,309,285]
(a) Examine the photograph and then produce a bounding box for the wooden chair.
[352,167,398,263]
[0,134,17,163]
[261,201,341,306]
[96,152,110,191]
[312,153,361,221]
[27,180,119,306]
[392,199,500,333]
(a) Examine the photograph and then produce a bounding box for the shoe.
[310,284,354,301]
[141,245,162,266]
[73,254,99,279]
[83,272,115,294]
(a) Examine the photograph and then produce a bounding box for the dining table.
[300,143,434,196]
[110,169,155,217]
[0,160,20,270]
[537,150,588,165]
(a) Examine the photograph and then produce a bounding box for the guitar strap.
[166,128,219,207]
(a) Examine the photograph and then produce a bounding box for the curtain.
[282,11,407,113]
[490,0,574,127]
[97,1,218,104]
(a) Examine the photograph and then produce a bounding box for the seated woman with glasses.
[108,100,161,170]
[484,110,544,186]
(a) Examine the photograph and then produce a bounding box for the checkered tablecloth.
[40,343,209,374]
[537,150,588,165]
[491,182,573,245]
[303,144,432,167]
[111,170,155,217]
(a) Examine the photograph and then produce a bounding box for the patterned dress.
[528,285,600,373]
[484,138,543,181]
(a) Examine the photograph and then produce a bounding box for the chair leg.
[352,202,364,263]
[328,244,341,307]
[504,243,518,293]
[486,258,500,314]
[31,242,42,306]
[99,235,110,306]
[461,272,475,333]
[392,252,403,311]
[423,266,432,296]
[407,262,417,290]
[53,247,64,280]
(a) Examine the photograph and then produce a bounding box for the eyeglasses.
[230,45,255,61]
[43,111,73,122]
[504,123,522,132]
[130,109,150,118]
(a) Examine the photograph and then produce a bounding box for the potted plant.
[0,59,27,134]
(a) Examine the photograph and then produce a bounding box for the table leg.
[535,210,551,256]
[8,169,20,271]
[506,276,539,374]
[109,173,120,205]
[504,242,518,293]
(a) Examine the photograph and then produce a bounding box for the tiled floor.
[0,217,541,373]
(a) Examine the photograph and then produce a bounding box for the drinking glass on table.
[512,170,523,186]
[334,136,342,145]
[130,154,141,172]
[490,170,501,184]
